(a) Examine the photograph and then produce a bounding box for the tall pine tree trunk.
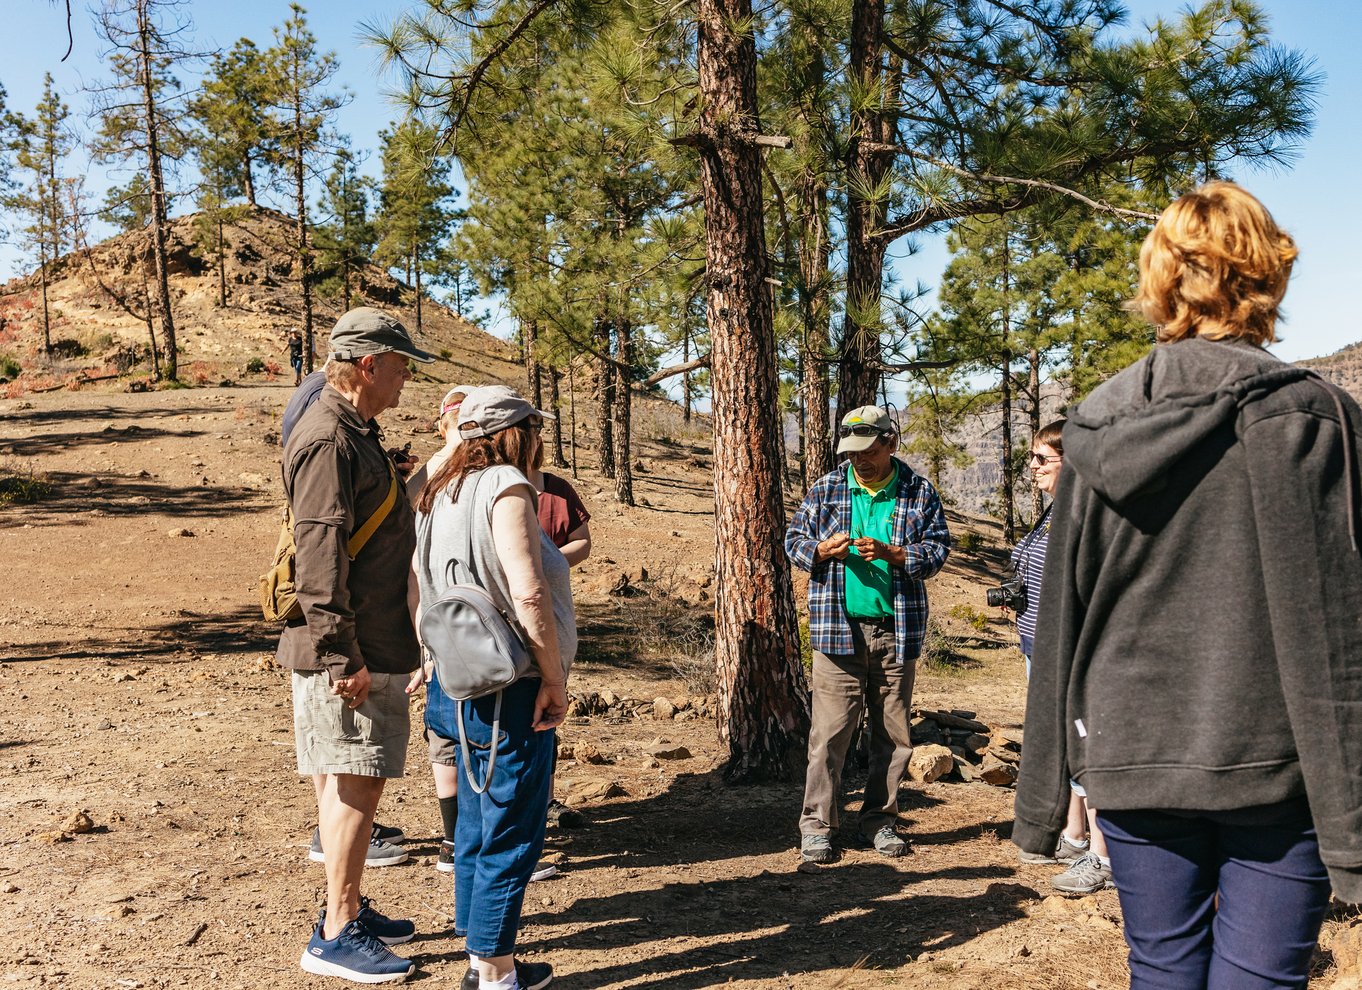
[138,0,177,381]
[682,328,692,424]
[799,176,832,485]
[594,318,616,479]
[1028,347,1042,523]
[415,252,424,334]
[524,319,543,408]
[548,366,568,468]
[242,152,256,207]
[293,111,314,375]
[39,251,52,353]
[999,231,1014,542]
[836,0,895,414]
[612,320,634,507]
[216,214,226,308]
[696,0,809,782]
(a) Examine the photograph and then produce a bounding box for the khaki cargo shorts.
[292,670,410,777]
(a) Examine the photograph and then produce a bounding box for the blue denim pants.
[439,676,554,958]
[1097,798,1331,990]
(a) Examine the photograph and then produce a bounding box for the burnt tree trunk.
[682,328,693,424]
[137,0,178,381]
[612,319,634,506]
[836,1,898,413]
[695,0,810,782]
[415,252,424,335]
[548,365,568,468]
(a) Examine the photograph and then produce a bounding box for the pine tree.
[102,174,162,377]
[313,146,376,313]
[374,119,454,335]
[11,73,76,352]
[89,0,196,381]
[263,3,344,374]
[190,38,270,208]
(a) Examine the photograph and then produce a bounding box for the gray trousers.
[799,617,916,838]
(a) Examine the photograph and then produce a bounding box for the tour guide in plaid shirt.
[785,405,951,863]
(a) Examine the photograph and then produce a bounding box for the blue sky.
[3,0,1359,364]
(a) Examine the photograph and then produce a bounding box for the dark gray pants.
[799,617,915,838]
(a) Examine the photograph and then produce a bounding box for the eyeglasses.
[527,418,544,434]
[839,424,889,439]
[1029,452,1061,465]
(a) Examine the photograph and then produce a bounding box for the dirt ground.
[1,380,1350,990]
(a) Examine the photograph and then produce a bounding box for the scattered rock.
[962,732,992,755]
[907,744,955,783]
[112,672,136,683]
[167,528,195,538]
[568,780,626,804]
[238,472,268,489]
[952,756,980,783]
[76,477,102,489]
[1,883,17,894]
[653,697,676,720]
[599,689,619,708]
[39,830,72,844]
[980,759,1019,787]
[573,742,606,765]
[63,811,95,838]
[645,739,692,760]
[1015,944,1031,958]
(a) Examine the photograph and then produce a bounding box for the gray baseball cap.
[328,307,435,364]
[836,405,895,453]
[457,385,555,439]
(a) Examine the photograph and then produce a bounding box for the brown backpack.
[259,464,398,622]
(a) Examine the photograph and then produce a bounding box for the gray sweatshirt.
[1014,337,1362,902]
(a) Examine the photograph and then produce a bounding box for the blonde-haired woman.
[1015,182,1362,989]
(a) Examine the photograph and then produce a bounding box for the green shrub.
[956,530,984,553]
[245,357,266,374]
[948,603,989,633]
[439,348,452,360]
[0,354,20,379]
[0,461,52,505]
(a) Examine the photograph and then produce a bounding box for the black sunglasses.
[839,424,890,439]
[1029,452,1061,465]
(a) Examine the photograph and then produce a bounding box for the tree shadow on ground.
[0,403,227,431]
[507,767,1034,989]
[3,603,277,663]
[0,471,269,528]
[3,422,210,456]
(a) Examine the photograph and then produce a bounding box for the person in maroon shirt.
[526,423,592,847]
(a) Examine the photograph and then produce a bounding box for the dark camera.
[986,577,1028,614]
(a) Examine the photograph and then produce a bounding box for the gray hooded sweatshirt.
[1013,337,1362,902]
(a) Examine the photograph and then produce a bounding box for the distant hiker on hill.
[287,330,304,386]
[1014,183,1362,989]
[785,406,951,865]
[278,307,434,984]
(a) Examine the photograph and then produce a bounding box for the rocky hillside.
[1301,340,1362,403]
[0,206,520,392]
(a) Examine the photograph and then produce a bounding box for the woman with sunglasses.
[414,384,573,990]
[1011,421,1112,895]
[1015,183,1362,989]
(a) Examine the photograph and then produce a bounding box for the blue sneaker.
[358,897,415,946]
[299,918,414,983]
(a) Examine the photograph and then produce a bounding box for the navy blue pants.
[437,677,554,958]
[1097,798,1331,990]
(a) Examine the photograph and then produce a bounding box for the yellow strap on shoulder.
[346,459,397,560]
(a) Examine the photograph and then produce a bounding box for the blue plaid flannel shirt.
[785,458,951,662]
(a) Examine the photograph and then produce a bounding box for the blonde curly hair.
[1131,181,1297,346]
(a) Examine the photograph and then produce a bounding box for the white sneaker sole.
[435,860,456,874]
[307,849,410,868]
[529,864,559,881]
[298,949,414,983]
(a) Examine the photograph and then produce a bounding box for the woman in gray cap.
[413,385,573,990]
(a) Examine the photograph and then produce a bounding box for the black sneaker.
[461,959,552,990]
[299,918,414,983]
[546,799,584,829]
[436,839,456,874]
[373,822,406,845]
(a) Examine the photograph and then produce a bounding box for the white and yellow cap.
[836,405,894,453]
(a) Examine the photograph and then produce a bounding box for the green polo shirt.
[844,461,898,619]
